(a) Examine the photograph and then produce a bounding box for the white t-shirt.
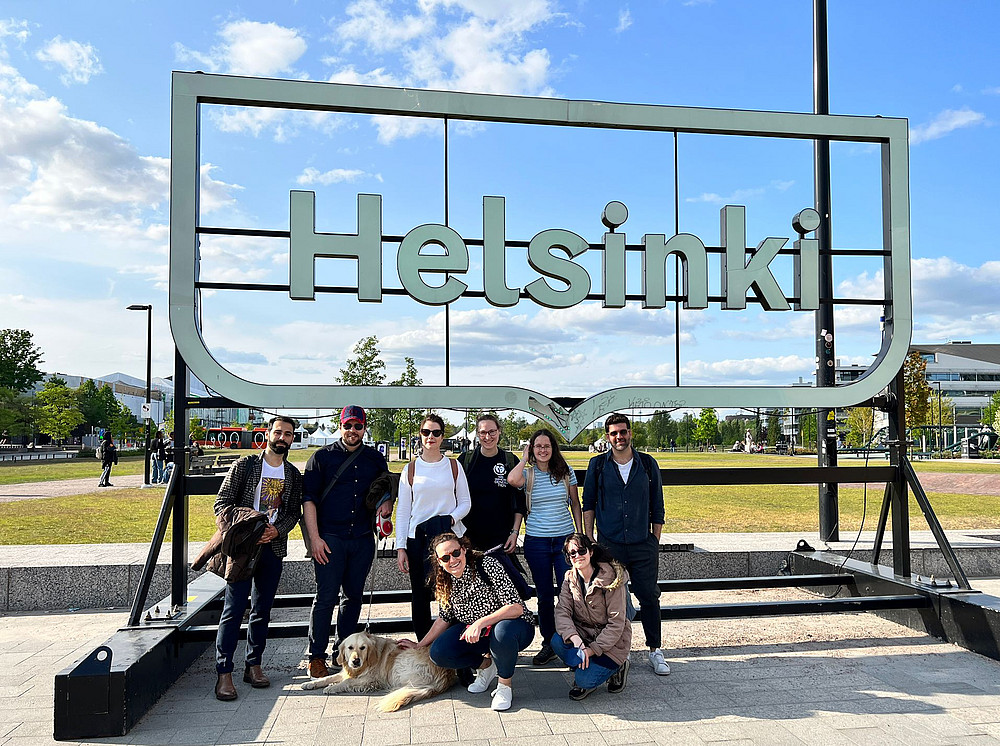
[255,459,286,524]
[396,456,472,540]
[617,457,633,484]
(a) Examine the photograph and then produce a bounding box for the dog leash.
[362,504,393,632]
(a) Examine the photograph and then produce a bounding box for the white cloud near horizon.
[685,179,794,205]
[296,167,381,185]
[910,107,985,144]
[35,36,102,85]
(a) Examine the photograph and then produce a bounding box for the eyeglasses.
[342,422,365,431]
[608,428,630,438]
[478,429,499,438]
[566,547,590,558]
[533,443,552,450]
[437,548,463,562]
[420,428,443,437]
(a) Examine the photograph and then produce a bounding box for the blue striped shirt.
[524,466,577,538]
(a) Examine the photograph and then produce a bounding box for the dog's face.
[336,631,378,675]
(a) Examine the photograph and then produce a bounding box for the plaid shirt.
[214,453,303,559]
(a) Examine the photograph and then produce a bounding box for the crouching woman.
[552,533,633,700]
[397,532,535,711]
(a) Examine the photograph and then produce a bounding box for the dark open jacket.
[192,506,269,583]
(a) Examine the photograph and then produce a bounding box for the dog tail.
[376,685,439,713]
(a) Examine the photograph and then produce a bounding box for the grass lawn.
[0,448,997,544]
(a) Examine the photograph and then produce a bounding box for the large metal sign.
[169,72,910,439]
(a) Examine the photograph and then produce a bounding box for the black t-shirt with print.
[462,450,524,551]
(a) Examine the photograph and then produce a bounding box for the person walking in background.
[553,533,632,700]
[583,413,669,676]
[150,430,166,484]
[507,428,582,667]
[97,432,118,487]
[396,413,472,639]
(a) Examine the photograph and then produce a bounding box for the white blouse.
[396,456,472,541]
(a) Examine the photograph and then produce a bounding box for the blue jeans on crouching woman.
[429,618,534,679]
[550,632,621,689]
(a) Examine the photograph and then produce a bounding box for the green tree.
[647,410,675,449]
[800,411,817,449]
[391,356,423,446]
[190,418,206,442]
[677,412,696,447]
[502,411,529,450]
[693,408,719,446]
[36,376,84,442]
[767,411,781,445]
[110,400,142,444]
[904,351,932,429]
[337,335,386,386]
[0,386,35,438]
[844,407,875,448]
[0,329,44,393]
[981,391,1000,429]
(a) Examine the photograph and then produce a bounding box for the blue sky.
[1,1,997,414]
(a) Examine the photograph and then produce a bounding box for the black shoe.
[569,685,594,701]
[532,643,557,666]
[607,658,630,694]
[457,667,475,687]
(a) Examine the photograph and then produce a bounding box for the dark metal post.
[127,304,153,487]
[171,346,189,609]
[935,381,943,453]
[888,367,910,578]
[814,0,839,541]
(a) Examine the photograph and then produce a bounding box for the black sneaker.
[532,643,557,666]
[607,658,630,694]
[569,685,594,701]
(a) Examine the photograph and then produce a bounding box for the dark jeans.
[522,534,570,644]
[600,533,661,649]
[550,632,620,689]
[430,618,534,679]
[309,533,376,660]
[216,544,283,674]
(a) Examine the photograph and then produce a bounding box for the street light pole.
[935,381,943,454]
[127,304,153,487]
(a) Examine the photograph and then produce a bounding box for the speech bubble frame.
[169,71,910,439]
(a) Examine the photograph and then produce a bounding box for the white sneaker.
[468,661,497,693]
[648,649,671,676]
[491,682,513,711]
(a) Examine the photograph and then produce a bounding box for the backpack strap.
[525,465,534,514]
[407,459,415,486]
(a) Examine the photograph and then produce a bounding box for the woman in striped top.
[507,428,582,666]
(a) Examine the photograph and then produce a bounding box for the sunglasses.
[566,547,590,558]
[608,429,630,438]
[342,422,365,431]
[420,428,443,437]
[437,548,463,562]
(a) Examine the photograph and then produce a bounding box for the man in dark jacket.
[301,405,393,679]
[583,413,669,676]
[213,415,303,701]
[97,432,118,487]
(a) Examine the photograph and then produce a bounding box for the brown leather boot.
[243,664,270,688]
[215,673,237,701]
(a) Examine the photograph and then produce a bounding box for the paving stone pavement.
[7,600,1000,746]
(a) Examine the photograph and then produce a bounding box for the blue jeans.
[522,534,570,643]
[151,456,164,483]
[216,544,283,674]
[99,463,113,485]
[430,618,534,679]
[550,632,620,689]
[308,533,376,660]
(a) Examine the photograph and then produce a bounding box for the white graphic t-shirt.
[255,459,286,524]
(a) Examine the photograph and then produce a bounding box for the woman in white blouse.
[396,413,472,638]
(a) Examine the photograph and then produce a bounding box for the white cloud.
[0,19,30,44]
[982,86,1000,96]
[175,20,307,77]
[297,167,380,185]
[615,9,633,34]
[36,37,103,85]
[910,107,985,144]
[681,354,814,385]
[686,187,764,205]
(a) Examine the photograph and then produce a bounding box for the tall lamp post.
[127,304,153,487]
[934,381,943,454]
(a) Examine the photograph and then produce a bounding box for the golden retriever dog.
[301,630,457,712]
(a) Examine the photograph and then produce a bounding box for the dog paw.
[301,680,319,690]
[322,684,342,695]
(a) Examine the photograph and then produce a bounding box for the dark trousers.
[430,618,534,679]
[99,463,113,485]
[522,534,570,644]
[600,534,661,649]
[308,533,375,660]
[405,534,435,639]
[216,545,283,674]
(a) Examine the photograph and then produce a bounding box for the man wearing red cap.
[302,405,393,679]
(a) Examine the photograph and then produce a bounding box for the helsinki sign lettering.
[289,193,821,313]
[169,72,912,439]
